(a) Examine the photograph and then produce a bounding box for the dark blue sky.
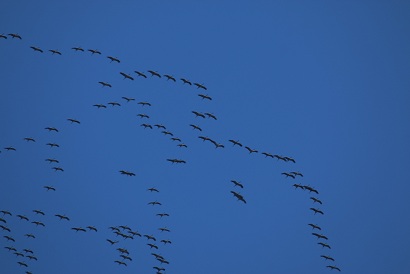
[1,1,410,274]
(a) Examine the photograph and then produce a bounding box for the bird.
[87,226,97,232]
[192,111,206,118]
[231,191,247,204]
[245,146,258,154]
[23,249,34,254]
[93,104,107,108]
[303,185,319,194]
[67,118,80,124]
[198,136,210,142]
[312,232,328,240]
[229,140,243,147]
[308,223,321,230]
[46,143,60,148]
[117,248,129,254]
[205,112,217,120]
[162,130,173,136]
[119,170,136,176]
[106,239,118,245]
[154,124,166,129]
[0,34,7,39]
[137,113,150,119]
[144,234,157,241]
[114,260,127,266]
[291,171,303,177]
[88,49,101,55]
[8,33,22,39]
[326,265,341,271]
[181,78,192,85]
[49,49,62,55]
[98,81,112,88]
[281,172,295,179]
[262,152,274,158]
[14,252,24,257]
[4,235,15,242]
[310,197,323,204]
[161,239,172,245]
[107,56,120,63]
[71,46,84,51]
[44,186,56,191]
[5,246,17,251]
[0,210,12,216]
[318,242,331,249]
[171,137,182,142]
[17,262,28,267]
[135,71,147,78]
[16,215,29,221]
[32,221,45,227]
[0,217,6,223]
[138,101,152,107]
[71,227,86,232]
[120,254,132,261]
[158,227,170,232]
[157,258,170,264]
[148,70,161,78]
[45,127,58,132]
[148,201,162,206]
[156,213,169,218]
[198,94,212,100]
[231,180,244,188]
[141,123,153,129]
[4,147,16,151]
[120,72,134,80]
[30,46,43,53]
[26,255,37,261]
[190,124,202,131]
[55,214,70,221]
[129,230,142,237]
[25,234,35,239]
[284,156,296,163]
[147,243,159,249]
[33,210,45,215]
[52,167,64,172]
[122,96,135,102]
[194,83,207,90]
[154,266,166,271]
[166,158,186,164]
[321,255,335,261]
[45,158,59,164]
[108,102,121,107]
[0,225,11,232]
[164,74,176,81]
[147,187,159,192]
[23,137,36,142]
[310,208,324,215]
[177,143,188,148]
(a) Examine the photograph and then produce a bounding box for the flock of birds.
[1,32,341,273]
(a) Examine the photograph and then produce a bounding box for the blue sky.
[1,1,410,273]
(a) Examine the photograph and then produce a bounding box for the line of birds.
[1,32,341,273]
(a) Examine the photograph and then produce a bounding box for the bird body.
[30,46,43,53]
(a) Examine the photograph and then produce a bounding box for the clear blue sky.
[1,1,410,273]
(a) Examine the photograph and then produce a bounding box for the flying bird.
[30,46,43,53]
[93,104,107,108]
[148,201,162,206]
[4,147,16,151]
[137,113,150,119]
[147,187,159,192]
[87,226,97,232]
[321,255,335,261]
[52,167,64,172]
[98,81,112,88]
[281,172,295,179]
[144,234,157,241]
[291,171,303,177]
[181,78,192,85]
[17,215,29,221]
[147,243,159,249]
[106,239,118,245]
[318,242,331,249]
[49,49,62,55]
[0,217,6,223]
[164,74,176,81]
[138,101,151,107]
[198,94,212,100]
[67,118,80,124]
[88,49,101,55]
[177,143,188,148]
[120,254,132,261]
[25,234,35,239]
[154,124,166,129]
[284,156,296,163]
[312,232,328,240]
[122,96,135,102]
[231,180,244,188]
[156,213,169,218]
[245,146,258,154]
[3,236,15,242]
[55,214,70,221]
[141,123,153,129]
[158,227,170,232]
[166,158,186,164]
[229,140,243,147]
[107,56,120,63]
[0,225,11,232]
[9,33,22,39]
[5,246,17,251]
[190,124,202,131]
[119,170,136,176]
[44,186,56,191]
[192,111,206,118]
[33,210,45,215]
[108,102,121,107]
[45,158,59,164]
[194,83,207,90]
[114,260,127,266]
[31,221,45,227]
[161,239,172,245]
[23,137,36,142]
[71,227,86,232]
[1,210,12,216]
[310,208,324,215]
[148,70,161,78]
[46,143,60,148]
[135,71,147,78]
[17,262,28,267]
[162,130,173,136]
[72,47,84,51]
[326,265,341,271]
[205,112,217,120]
[171,137,182,142]
[308,223,321,230]
[262,152,274,158]
[120,72,134,80]
[23,249,33,254]
[0,34,7,39]
[310,197,323,204]
[231,191,247,204]
[45,127,59,132]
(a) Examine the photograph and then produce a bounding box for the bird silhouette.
[0,34,7,39]
[181,78,192,85]
[25,234,35,239]
[154,124,166,129]
[141,123,153,129]
[138,101,151,107]
[261,152,274,158]
[107,56,120,63]
[45,158,59,164]
[120,72,134,80]
[87,226,97,232]
[49,49,62,55]
[135,71,147,78]
[31,221,45,227]
[93,104,107,108]
[158,227,170,232]
[106,239,118,245]
[229,140,243,147]
[16,215,29,221]
[144,234,157,241]
[192,111,206,118]
[44,186,56,191]
[281,172,295,179]
[8,33,22,39]
[46,143,60,148]
[72,47,84,51]
[23,137,36,142]
[17,261,28,267]
[310,208,324,215]
[1,210,12,216]
[52,167,64,172]
[67,118,80,124]
[108,102,121,107]
[245,146,258,154]
[88,49,101,55]
[45,127,59,132]
[318,242,331,249]
[310,197,323,204]
[137,114,150,119]
[198,94,212,100]
[114,260,127,266]
[308,224,321,230]
[312,232,328,240]
[164,74,176,81]
[122,96,135,102]
[33,210,45,215]
[231,180,244,188]
[205,112,217,120]
[98,81,112,88]
[326,265,341,271]
[4,147,16,151]
[156,213,169,218]
[231,191,247,204]
[55,214,70,221]
[4,235,15,242]
[194,83,207,90]
[148,201,162,206]
[321,255,335,261]
[0,225,11,232]
[148,188,159,192]
[30,46,43,53]
[147,243,159,249]
[161,239,172,245]
[71,227,86,232]
[162,131,174,136]
[148,70,161,78]
[190,124,202,131]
